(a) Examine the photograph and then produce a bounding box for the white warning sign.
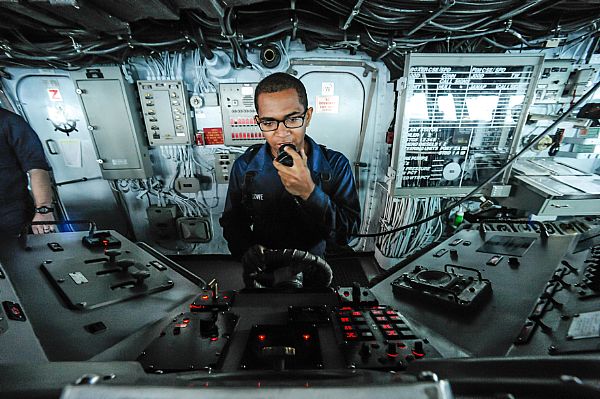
[315,95,339,114]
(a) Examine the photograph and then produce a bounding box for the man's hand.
[32,212,56,234]
[273,147,315,200]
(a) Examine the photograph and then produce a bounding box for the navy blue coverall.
[220,136,361,259]
[0,108,50,235]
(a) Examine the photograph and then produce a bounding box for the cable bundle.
[376,195,444,259]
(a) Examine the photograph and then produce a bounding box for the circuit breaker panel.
[137,80,192,146]
[70,66,153,179]
[219,83,264,146]
[391,53,544,196]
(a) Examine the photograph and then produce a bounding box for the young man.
[0,108,55,236]
[220,72,360,260]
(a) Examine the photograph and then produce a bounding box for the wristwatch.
[34,206,54,214]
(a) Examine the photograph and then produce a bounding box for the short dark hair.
[254,72,308,113]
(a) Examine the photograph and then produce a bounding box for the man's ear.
[304,107,314,128]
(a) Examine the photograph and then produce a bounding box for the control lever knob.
[359,343,371,359]
[105,250,121,264]
[387,343,397,355]
[130,269,150,286]
[413,340,424,354]
[116,259,135,272]
[260,346,296,371]
[352,282,361,303]
[198,312,218,337]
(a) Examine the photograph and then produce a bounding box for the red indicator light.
[343,325,353,331]
[340,307,352,310]
[102,239,109,246]
[258,334,266,342]
[223,296,229,299]
[210,337,219,341]
[340,317,350,323]
[302,333,311,341]
[386,352,399,358]
[183,318,190,324]
[343,291,350,297]
[201,295,209,300]
[352,311,362,316]
[344,332,358,340]
[381,324,393,330]
[412,350,425,358]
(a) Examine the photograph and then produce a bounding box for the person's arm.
[219,159,256,259]
[274,148,361,244]
[28,169,56,234]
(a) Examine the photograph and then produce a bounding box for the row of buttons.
[230,118,256,125]
[231,132,264,140]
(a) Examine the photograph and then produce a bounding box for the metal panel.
[220,82,264,146]
[71,66,152,179]
[137,80,192,146]
[13,73,128,232]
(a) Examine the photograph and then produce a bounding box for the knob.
[130,269,150,286]
[509,257,520,268]
[450,249,458,260]
[105,249,121,264]
[413,340,424,354]
[199,312,218,337]
[116,259,136,272]
[359,343,371,359]
[387,343,397,355]
[352,282,361,303]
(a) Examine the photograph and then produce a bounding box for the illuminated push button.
[339,317,351,323]
[360,331,374,340]
[3,301,26,321]
[375,316,387,323]
[352,316,367,324]
[344,332,359,341]
[383,330,399,338]
[351,311,362,317]
[385,310,397,315]
[356,324,371,332]
[370,310,384,316]
[380,324,394,330]
[343,325,354,331]
[388,315,401,321]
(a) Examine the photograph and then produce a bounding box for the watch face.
[35,206,53,214]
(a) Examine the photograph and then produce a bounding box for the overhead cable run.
[0,1,598,76]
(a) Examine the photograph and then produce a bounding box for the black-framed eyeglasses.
[255,111,307,132]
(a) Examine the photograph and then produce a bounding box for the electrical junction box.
[534,59,574,103]
[175,177,200,194]
[215,153,237,184]
[70,66,153,179]
[137,80,192,146]
[176,217,211,243]
[219,83,265,146]
[146,205,178,239]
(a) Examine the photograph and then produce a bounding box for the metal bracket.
[342,0,365,30]
[287,59,376,78]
